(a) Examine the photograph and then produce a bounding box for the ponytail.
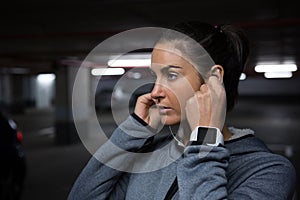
[218,24,250,111]
[221,25,250,72]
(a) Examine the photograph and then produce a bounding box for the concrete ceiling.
[0,0,300,80]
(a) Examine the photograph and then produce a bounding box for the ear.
[210,65,224,84]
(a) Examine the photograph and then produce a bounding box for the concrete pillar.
[0,74,25,113]
[23,75,36,108]
[54,62,91,145]
[0,75,11,110]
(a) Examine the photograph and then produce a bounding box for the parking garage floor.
[11,100,300,199]
[12,109,89,200]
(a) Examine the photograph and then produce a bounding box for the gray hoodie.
[68,115,296,200]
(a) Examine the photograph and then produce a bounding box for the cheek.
[169,84,196,112]
[167,90,181,109]
[164,74,200,111]
[178,75,202,107]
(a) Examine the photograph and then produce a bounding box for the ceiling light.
[264,71,293,79]
[37,74,56,83]
[108,59,151,67]
[239,73,246,80]
[108,53,151,67]
[254,64,297,73]
[91,68,125,76]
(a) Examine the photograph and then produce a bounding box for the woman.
[69,22,296,199]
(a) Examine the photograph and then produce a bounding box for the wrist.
[131,113,158,134]
[131,112,148,126]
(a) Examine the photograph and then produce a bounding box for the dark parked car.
[0,112,26,200]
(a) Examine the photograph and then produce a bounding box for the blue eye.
[167,72,178,81]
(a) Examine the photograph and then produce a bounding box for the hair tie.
[214,25,223,33]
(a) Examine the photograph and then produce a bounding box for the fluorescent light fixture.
[37,74,56,84]
[91,68,125,76]
[108,53,151,67]
[264,71,293,79]
[239,73,246,80]
[108,59,151,67]
[255,64,297,73]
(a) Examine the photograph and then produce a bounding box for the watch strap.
[190,126,224,146]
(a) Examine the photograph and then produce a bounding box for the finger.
[206,75,224,92]
[134,93,155,125]
[134,93,154,116]
[141,93,152,100]
[199,84,208,93]
[138,93,155,106]
[207,75,221,86]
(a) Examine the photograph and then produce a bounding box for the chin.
[160,115,181,126]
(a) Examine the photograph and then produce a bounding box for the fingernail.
[201,84,208,91]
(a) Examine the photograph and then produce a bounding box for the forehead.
[151,43,193,67]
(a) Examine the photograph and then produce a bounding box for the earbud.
[211,68,220,78]
[210,67,223,83]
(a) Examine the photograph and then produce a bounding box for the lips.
[157,105,172,114]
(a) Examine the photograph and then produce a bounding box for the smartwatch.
[190,126,224,146]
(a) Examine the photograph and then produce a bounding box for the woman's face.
[150,42,202,125]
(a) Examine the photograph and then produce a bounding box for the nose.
[150,83,165,103]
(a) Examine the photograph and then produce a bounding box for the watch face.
[197,127,217,144]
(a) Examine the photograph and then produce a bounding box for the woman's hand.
[134,93,161,129]
[185,75,227,131]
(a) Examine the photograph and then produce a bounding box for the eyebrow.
[149,65,183,75]
[160,65,183,72]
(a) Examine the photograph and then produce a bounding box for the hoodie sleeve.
[68,115,155,200]
[176,144,296,200]
[177,145,230,199]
